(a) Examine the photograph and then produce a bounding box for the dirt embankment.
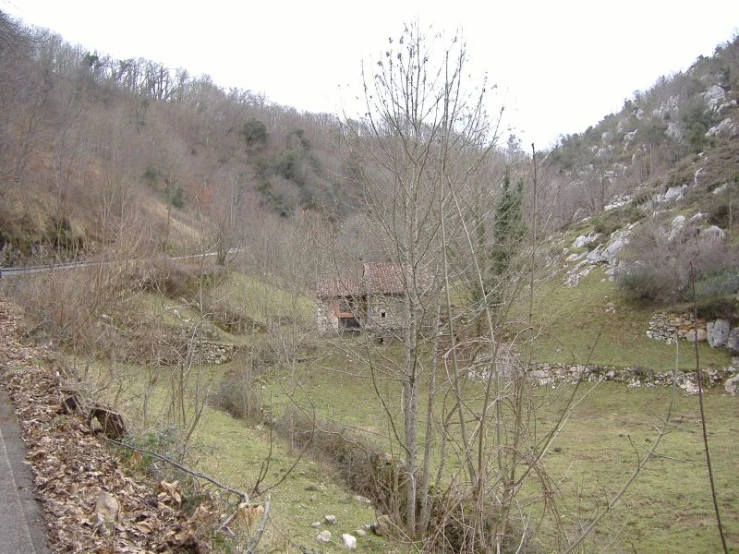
[0,297,212,553]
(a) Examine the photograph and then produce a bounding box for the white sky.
[2,0,739,148]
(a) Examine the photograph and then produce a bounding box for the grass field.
[82,265,738,553]
[259,349,739,553]
[102,354,738,553]
[523,267,732,371]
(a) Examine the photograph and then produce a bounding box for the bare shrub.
[617,219,737,304]
[272,407,406,511]
[210,355,263,423]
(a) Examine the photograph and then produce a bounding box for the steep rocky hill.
[539,34,739,231]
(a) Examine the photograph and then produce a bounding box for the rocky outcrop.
[703,84,727,110]
[728,328,739,354]
[705,117,739,139]
[725,373,739,396]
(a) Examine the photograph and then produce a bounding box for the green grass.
[91,358,390,554]
[82,254,737,554]
[263,354,739,553]
[523,267,731,371]
[538,383,739,553]
[88,319,738,554]
[207,270,316,328]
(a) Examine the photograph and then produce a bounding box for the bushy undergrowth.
[210,357,263,423]
[617,219,737,304]
[273,407,384,501]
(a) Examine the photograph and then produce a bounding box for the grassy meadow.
[61,261,739,553]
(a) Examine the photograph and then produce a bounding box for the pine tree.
[489,169,525,296]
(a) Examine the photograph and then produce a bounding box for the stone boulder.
[705,117,739,139]
[669,215,686,241]
[371,515,392,536]
[703,85,726,110]
[725,374,739,396]
[341,534,357,550]
[623,130,638,147]
[701,225,726,242]
[727,328,739,355]
[685,328,708,342]
[572,233,601,249]
[707,319,730,349]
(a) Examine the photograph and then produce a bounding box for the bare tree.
[342,22,506,541]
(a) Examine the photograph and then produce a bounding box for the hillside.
[2,12,739,554]
[0,11,357,267]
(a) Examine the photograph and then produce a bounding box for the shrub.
[210,356,263,423]
[708,202,730,228]
[169,186,185,208]
[616,219,737,304]
[242,118,267,149]
[693,270,739,300]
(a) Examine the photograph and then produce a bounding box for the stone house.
[316,263,420,334]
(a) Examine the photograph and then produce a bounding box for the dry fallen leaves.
[0,299,212,553]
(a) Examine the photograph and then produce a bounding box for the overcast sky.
[2,0,738,148]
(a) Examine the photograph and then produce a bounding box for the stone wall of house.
[317,299,339,332]
[366,295,406,336]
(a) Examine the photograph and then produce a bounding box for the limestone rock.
[705,118,739,139]
[653,96,679,120]
[727,328,739,354]
[623,130,638,146]
[669,215,686,241]
[667,121,683,141]
[324,515,338,525]
[703,85,726,110]
[372,514,392,536]
[316,530,332,543]
[725,374,739,396]
[707,319,730,349]
[341,533,357,550]
[572,233,601,249]
[701,225,725,242]
[685,328,708,342]
[682,380,700,395]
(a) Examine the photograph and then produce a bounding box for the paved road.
[0,384,51,553]
[0,247,242,279]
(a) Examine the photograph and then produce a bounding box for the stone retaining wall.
[527,362,732,393]
[647,312,738,351]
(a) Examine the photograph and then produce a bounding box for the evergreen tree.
[489,169,525,293]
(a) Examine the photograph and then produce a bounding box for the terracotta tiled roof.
[363,263,408,295]
[316,277,362,299]
[317,263,430,298]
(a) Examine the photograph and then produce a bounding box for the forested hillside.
[0,11,361,268]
